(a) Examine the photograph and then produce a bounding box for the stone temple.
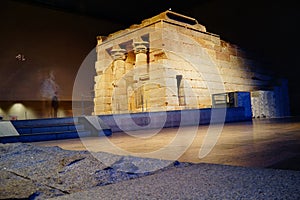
[93,10,290,118]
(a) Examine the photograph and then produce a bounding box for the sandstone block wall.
[93,10,289,117]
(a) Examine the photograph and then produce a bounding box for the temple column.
[133,37,149,79]
[110,45,128,113]
[133,38,148,65]
[111,45,126,82]
[133,37,149,112]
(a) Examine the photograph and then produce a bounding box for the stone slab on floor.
[1,142,300,200]
[51,163,300,200]
[0,143,188,200]
[0,121,19,137]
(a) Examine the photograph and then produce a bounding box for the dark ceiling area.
[13,0,299,66]
[12,0,206,24]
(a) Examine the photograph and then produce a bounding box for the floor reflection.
[32,117,300,170]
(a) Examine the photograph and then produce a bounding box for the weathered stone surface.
[0,143,190,200]
[52,162,300,200]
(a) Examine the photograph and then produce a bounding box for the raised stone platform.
[99,107,250,132]
[0,107,250,143]
[0,117,111,143]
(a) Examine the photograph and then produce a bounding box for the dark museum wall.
[0,0,122,101]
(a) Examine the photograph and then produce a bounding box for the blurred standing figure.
[40,71,60,118]
[51,92,59,118]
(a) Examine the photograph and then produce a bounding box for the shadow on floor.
[267,155,300,171]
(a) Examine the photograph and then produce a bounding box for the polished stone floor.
[32,117,300,170]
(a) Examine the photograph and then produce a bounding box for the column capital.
[133,38,148,54]
[110,45,126,60]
